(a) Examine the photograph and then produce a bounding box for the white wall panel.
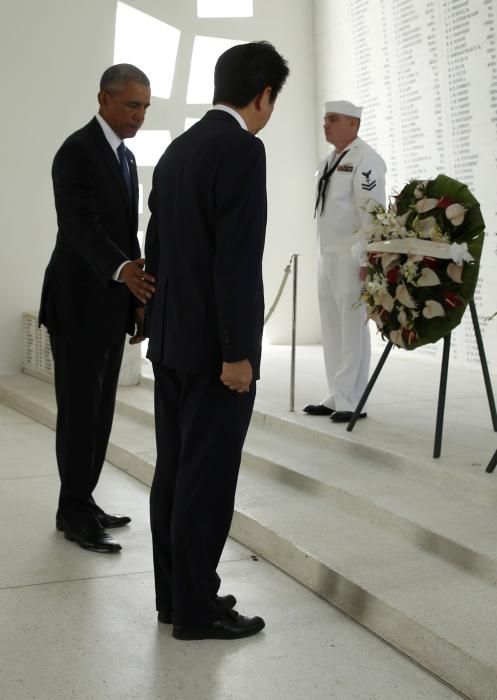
[0,0,318,373]
[313,0,497,371]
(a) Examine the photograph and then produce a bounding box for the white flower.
[422,300,445,319]
[396,284,417,308]
[413,216,438,240]
[389,329,405,347]
[369,309,384,329]
[449,242,474,264]
[396,212,409,227]
[415,198,439,214]
[398,309,408,326]
[401,259,420,283]
[417,268,441,287]
[365,199,383,214]
[413,181,428,199]
[430,226,450,242]
[378,289,395,312]
[447,262,463,283]
[446,203,467,227]
[381,253,400,271]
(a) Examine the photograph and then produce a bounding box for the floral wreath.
[355,174,485,349]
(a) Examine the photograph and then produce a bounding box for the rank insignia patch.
[361,169,377,191]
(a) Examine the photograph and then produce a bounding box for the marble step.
[116,381,497,584]
[1,373,495,698]
[231,460,497,700]
[6,372,497,589]
[119,378,497,507]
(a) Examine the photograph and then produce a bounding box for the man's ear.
[254,86,272,110]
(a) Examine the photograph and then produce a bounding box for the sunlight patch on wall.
[114,2,180,99]
[128,130,171,167]
[187,36,244,104]
[185,117,200,131]
[197,0,253,17]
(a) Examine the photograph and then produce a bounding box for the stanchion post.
[433,333,451,459]
[290,254,299,412]
[469,300,497,431]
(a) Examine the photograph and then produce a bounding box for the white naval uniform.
[316,136,386,412]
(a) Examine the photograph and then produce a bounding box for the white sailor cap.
[324,100,362,119]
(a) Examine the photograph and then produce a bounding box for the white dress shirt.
[212,104,248,131]
[95,113,130,281]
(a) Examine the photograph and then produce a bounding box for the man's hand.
[220,359,253,393]
[119,258,155,303]
[129,307,145,345]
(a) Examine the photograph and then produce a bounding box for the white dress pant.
[318,252,370,412]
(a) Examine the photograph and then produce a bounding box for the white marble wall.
[1,0,320,374]
[313,0,497,371]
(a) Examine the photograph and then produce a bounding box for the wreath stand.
[346,300,497,469]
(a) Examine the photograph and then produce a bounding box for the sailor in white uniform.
[304,100,386,422]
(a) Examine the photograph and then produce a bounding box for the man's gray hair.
[100,64,150,92]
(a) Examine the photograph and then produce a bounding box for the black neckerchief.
[314,149,350,217]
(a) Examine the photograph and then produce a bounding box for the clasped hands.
[220,359,253,393]
[120,260,252,391]
[119,257,155,345]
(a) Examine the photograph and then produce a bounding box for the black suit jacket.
[39,117,141,341]
[145,110,267,376]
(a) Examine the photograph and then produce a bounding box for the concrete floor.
[0,391,463,700]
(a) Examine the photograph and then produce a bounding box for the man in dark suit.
[145,41,289,640]
[39,64,155,554]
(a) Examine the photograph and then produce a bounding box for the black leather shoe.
[158,594,237,624]
[98,513,131,529]
[56,512,131,532]
[173,609,265,640]
[63,526,122,553]
[303,404,334,416]
[331,411,367,423]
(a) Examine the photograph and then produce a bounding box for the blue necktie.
[117,142,132,200]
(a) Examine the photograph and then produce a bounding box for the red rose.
[386,267,401,284]
[443,291,463,308]
[401,327,418,346]
[437,196,455,209]
[422,256,441,269]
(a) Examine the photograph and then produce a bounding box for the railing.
[264,253,300,412]
[23,252,301,401]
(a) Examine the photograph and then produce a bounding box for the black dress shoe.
[173,609,265,640]
[56,512,131,532]
[331,410,367,423]
[98,513,131,529]
[158,594,237,624]
[303,404,334,416]
[63,526,122,553]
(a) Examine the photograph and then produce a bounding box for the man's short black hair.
[213,41,289,108]
[100,63,150,92]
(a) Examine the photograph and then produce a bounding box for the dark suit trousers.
[50,333,125,529]
[150,363,255,625]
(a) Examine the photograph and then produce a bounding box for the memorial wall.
[314,0,497,370]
